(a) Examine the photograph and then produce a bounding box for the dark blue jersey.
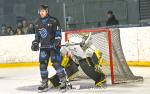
[33,16,62,48]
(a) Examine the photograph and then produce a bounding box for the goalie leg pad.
[65,59,79,78]
[49,58,79,87]
[79,59,106,86]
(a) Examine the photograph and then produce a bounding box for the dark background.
[0,0,149,30]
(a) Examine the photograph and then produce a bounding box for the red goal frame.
[64,28,115,84]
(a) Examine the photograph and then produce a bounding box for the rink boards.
[0,26,150,67]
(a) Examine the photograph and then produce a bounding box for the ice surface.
[0,67,149,94]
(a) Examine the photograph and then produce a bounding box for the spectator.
[22,20,29,34]
[106,10,119,26]
[6,26,14,35]
[15,27,23,35]
[17,22,23,29]
[1,19,35,36]
[0,24,7,36]
[27,23,35,34]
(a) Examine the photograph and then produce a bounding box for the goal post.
[64,28,143,84]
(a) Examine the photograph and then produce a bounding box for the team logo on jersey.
[39,28,48,38]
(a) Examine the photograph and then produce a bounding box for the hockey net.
[64,28,143,84]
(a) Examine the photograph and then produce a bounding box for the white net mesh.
[65,28,143,84]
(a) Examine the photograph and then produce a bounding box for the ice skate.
[38,80,49,93]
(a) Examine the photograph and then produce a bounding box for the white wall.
[0,33,67,63]
[120,27,150,61]
[0,27,150,63]
[0,35,37,63]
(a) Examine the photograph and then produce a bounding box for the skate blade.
[38,88,49,93]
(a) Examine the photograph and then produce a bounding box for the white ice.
[0,67,150,94]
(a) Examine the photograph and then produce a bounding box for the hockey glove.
[31,42,39,51]
[55,39,61,49]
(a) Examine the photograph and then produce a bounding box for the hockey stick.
[39,43,81,49]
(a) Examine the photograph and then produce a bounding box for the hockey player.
[31,5,67,92]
